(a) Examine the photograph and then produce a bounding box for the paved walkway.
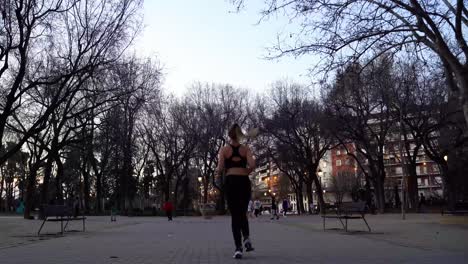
[1,214,467,263]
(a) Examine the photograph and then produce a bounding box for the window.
[345,159,351,165]
[425,179,429,186]
[336,149,341,155]
[395,167,402,174]
[336,160,342,166]
[421,166,427,174]
[416,166,421,174]
[417,178,422,185]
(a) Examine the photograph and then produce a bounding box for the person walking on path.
[282,198,289,217]
[163,200,174,221]
[110,201,117,222]
[216,124,256,259]
[247,200,254,218]
[271,198,280,220]
[254,199,261,217]
[73,196,80,218]
[418,193,426,213]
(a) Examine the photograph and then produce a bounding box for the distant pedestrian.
[73,196,80,218]
[418,193,426,213]
[254,199,261,217]
[163,200,174,221]
[152,202,157,216]
[270,198,279,220]
[282,198,289,217]
[110,205,117,222]
[247,200,254,218]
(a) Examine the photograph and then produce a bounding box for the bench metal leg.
[64,218,70,231]
[323,217,325,230]
[337,217,346,230]
[38,219,47,236]
[362,216,371,232]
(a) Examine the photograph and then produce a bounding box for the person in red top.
[163,200,173,221]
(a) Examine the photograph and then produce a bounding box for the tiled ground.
[0,214,467,263]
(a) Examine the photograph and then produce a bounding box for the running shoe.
[233,249,243,259]
[244,238,254,252]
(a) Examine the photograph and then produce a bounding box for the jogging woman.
[216,124,256,259]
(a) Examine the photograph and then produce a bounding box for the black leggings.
[225,175,251,249]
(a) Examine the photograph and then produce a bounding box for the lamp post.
[198,176,203,204]
[398,106,407,220]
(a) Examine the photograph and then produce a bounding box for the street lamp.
[198,176,202,182]
[444,155,448,161]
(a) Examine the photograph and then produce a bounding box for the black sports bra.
[225,144,248,169]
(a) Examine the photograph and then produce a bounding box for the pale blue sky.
[135,0,316,96]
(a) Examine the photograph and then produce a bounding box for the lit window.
[336,160,342,166]
[336,149,341,155]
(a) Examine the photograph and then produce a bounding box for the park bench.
[321,201,371,232]
[441,202,468,215]
[37,205,86,236]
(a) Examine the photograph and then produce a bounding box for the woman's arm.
[215,147,225,178]
[245,146,256,174]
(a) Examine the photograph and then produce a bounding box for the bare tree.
[262,81,332,213]
[231,0,468,129]
[142,95,199,209]
[0,0,143,165]
[330,171,357,205]
[186,82,250,212]
[325,57,395,213]
[388,60,447,209]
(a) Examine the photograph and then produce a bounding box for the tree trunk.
[55,157,64,204]
[40,155,54,205]
[24,163,40,219]
[174,178,180,216]
[0,169,4,211]
[95,168,102,213]
[406,164,418,210]
[305,182,313,214]
[296,176,305,214]
[364,177,373,213]
[455,68,468,128]
[374,175,385,213]
[203,179,208,204]
[313,177,325,214]
[440,162,456,210]
[298,185,306,214]
[82,161,91,214]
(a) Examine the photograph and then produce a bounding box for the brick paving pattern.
[1,214,467,263]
